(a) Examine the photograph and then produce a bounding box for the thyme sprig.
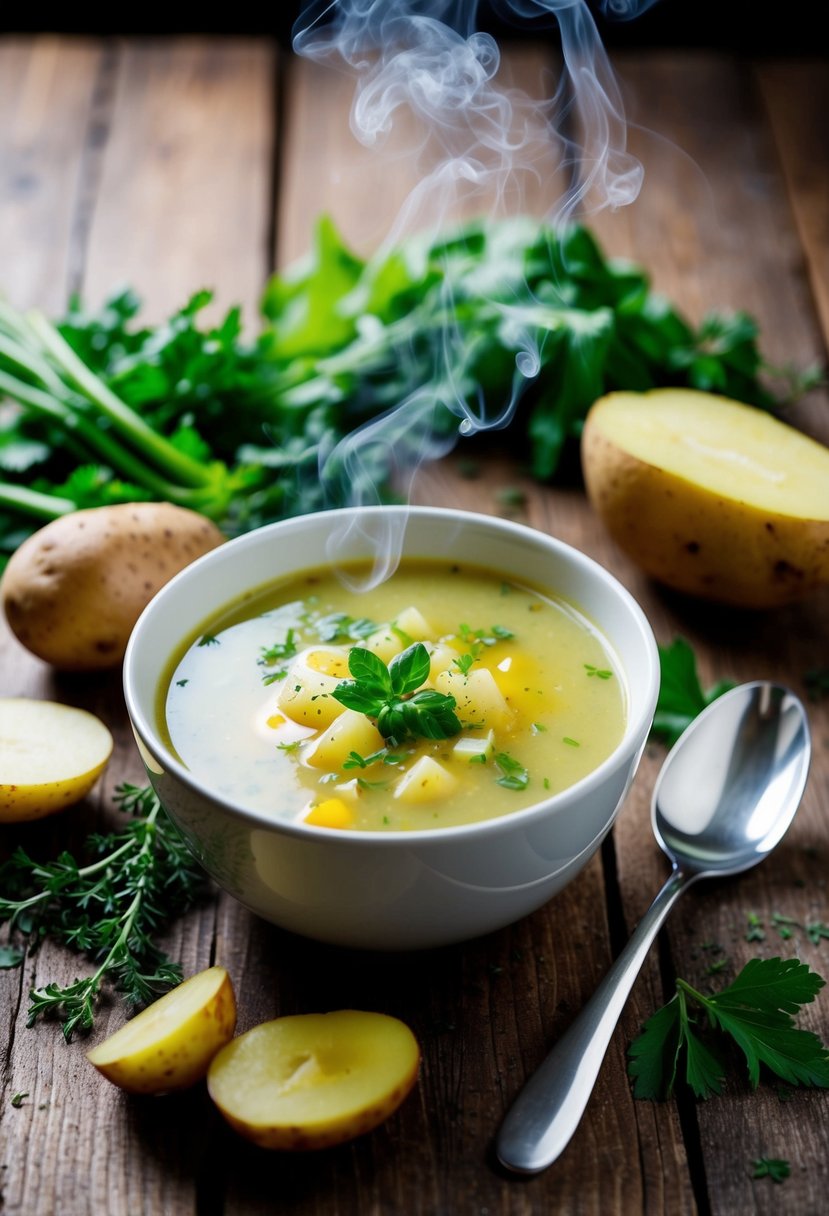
[0,784,205,1040]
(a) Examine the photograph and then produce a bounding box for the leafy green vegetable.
[650,637,736,747]
[752,1157,791,1183]
[0,784,205,1040]
[332,642,461,742]
[628,957,829,1100]
[0,216,810,566]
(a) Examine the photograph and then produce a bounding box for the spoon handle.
[496,867,693,1174]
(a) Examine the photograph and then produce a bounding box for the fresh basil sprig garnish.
[333,643,461,742]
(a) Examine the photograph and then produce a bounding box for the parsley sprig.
[651,637,736,747]
[0,784,205,1040]
[628,957,829,1100]
[332,643,461,742]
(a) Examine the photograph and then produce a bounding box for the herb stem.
[26,311,214,490]
[0,481,75,520]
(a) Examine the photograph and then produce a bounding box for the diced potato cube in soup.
[305,798,354,829]
[333,779,362,802]
[434,668,512,730]
[304,709,385,770]
[452,730,494,763]
[362,628,404,663]
[395,756,458,804]
[427,644,459,682]
[394,606,432,641]
[277,648,348,728]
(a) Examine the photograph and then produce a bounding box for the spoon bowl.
[496,681,811,1175]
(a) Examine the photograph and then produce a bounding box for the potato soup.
[160,560,626,831]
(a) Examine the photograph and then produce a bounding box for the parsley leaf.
[333,643,461,742]
[650,637,735,747]
[752,1157,791,1183]
[628,957,829,1100]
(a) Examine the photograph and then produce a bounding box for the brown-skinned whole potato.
[1,503,225,670]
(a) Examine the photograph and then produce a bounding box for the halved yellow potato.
[207,1010,420,1150]
[0,698,113,822]
[582,389,829,608]
[87,965,237,1094]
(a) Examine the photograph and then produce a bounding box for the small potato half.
[87,966,237,1094]
[207,1010,420,1150]
[582,389,829,608]
[1,502,225,670]
[0,698,113,822]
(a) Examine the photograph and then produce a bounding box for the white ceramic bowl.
[124,506,659,950]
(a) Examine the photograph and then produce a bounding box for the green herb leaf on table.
[752,1157,791,1183]
[0,784,206,1040]
[650,637,736,747]
[333,642,461,743]
[628,957,829,1101]
[0,944,24,969]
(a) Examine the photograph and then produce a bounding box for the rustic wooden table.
[1,32,827,1216]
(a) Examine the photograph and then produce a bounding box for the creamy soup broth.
[160,560,626,831]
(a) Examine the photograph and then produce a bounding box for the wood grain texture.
[81,37,274,323]
[1,33,828,1216]
[0,37,104,313]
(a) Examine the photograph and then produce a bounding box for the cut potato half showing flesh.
[0,698,113,822]
[87,966,237,1094]
[582,389,829,607]
[207,1010,420,1150]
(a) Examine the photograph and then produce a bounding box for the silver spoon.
[496,680,811,1175]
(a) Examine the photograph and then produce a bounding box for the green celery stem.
[27,312,212,490]
[0,482,75,520]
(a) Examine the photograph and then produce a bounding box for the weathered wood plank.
[757,60,829,355]
[82,38,273,323]
[0,37,105,313]
[277,46,569,264]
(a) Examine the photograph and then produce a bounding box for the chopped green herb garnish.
[543,777,551,790]
[562,736,580,747]
[259,630,298,683]
[197,635,219,648]
[10,1092,28,1108]
[453,653,475,676]
[314,613,377,643]
[276,740,302,754]
[468,753,488,765]
[531,722,547,734]
[584,663,612,679]
[333,643,461,742]
[494,752,529,791]
[175,678,189,688]
[746,912,766,943]
[496,486,526,507]
[491,624,514,640]
[628,957,829,1100]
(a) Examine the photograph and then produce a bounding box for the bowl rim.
[123,505,660,846]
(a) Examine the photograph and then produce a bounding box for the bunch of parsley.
[1,215,814,566]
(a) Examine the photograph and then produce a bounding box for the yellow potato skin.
[207,1010,421,1151]
[1,503,225,670]
[0,760,109,824]
[0,698,113,823]
[582,410,829,609]
[87,967,237,1095]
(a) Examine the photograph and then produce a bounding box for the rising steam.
[291,0,652,584]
